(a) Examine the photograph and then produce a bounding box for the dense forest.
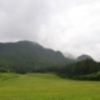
[0,41,100,80]
[57,59,100,80]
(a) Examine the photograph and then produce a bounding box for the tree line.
[57,59,100,80]
[0,58,100,80]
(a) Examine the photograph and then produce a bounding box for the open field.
[0,73,100,100]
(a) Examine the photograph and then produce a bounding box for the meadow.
[0,73,100,100]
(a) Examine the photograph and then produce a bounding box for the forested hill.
[77,54,92,61]
[0,40,73,73]
[57,59,100,80]
[0,40,100,80]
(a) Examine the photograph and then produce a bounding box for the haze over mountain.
[77,54,93,61]
[63,53,76,60]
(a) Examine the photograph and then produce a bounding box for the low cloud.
[0,0,100,61]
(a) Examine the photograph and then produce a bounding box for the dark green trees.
[58,59,100,80]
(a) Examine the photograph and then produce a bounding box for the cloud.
[0,0,100,61]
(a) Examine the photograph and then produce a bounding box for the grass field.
[0,73,100,100]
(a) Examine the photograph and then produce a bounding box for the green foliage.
[58,59,100,80]
[0,41,73,73]
[77,71,100,80]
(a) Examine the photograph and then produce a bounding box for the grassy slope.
[0,73,100,100]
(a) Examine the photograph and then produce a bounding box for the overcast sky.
[0,0,100,61]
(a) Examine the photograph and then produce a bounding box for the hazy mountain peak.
[77,54,92,61]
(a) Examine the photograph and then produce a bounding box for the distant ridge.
[0,40,74,73]
[77,54,93,61]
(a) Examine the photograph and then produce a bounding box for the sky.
[0,0,100,61]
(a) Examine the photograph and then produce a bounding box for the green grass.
[0,73,100,100]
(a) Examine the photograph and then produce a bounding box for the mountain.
[62,53,93,62]
[0,40,94,74]
[77,54,93,61]
[0,40,73,73]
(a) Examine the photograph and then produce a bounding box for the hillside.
[57,59,100,80]
[0,40,99,80]
[0,40,73,73]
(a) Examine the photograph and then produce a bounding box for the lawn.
[0,73,100,100]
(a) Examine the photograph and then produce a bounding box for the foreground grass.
[0,73,100,100]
